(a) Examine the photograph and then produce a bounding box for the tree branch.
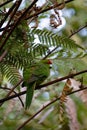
[16,97,60,130]
[0,79,23,107]
[1,0,22,37]
[0,0,13,8]
[0,0,86,109]
[0,0,38,51]
[36,69,87,89]
[0,69,87,104]
[26,0,74,20]
[0,86,24,107]
[0,49,8,62]
[43,21,86,59]
[69,23,87,38]
[0,1,17,28]
[17,85,87,130]
[0,0,74,32]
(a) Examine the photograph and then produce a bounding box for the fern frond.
[32,44,49,57]
[53,48,85,59]
[4,46,34,69]
[0,64,22,85]
[32,29,84,50]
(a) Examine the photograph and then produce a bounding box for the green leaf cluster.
[0,25,85,85]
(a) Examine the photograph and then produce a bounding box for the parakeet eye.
[49,66,52,69]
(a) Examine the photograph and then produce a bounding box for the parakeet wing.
[23,62,50,85]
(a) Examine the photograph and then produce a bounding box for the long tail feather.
[25,82,36,109]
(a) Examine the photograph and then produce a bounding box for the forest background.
[0,0,87,130]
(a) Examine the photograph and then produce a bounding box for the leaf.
[0,64,22,86]
[32,29,84,50]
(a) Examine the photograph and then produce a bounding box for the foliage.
[0,0,87,130]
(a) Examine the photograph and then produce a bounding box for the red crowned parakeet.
[22,59,52,109]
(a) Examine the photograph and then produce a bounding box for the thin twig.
[17,85,87,130]
[0,0,38,51]
[0,69,87,104]
[17,98,60,130]
[0,0,13,8]
[0,21,86,61]
[0,0,22,40]
[43,22,87,59]
[0,50,8,62]
[0,24,12,32]
[0,79,23,107]
[0,0,74,32]
[0,1,17,28]
[0,90,26,103]
[69,23,87,38]
[0,0,74,51]
[26,0,74,20]
[36,69,87,89]
[0,86,24,107]
[0,0,86,107]
[0,0,39,105]
[6,79,23,97]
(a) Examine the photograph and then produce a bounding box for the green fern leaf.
[32,29,84,50]
[0,64,22,85]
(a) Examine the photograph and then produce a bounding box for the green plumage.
[22,59,52,109]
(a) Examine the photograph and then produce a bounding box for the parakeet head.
[42,59,52,64]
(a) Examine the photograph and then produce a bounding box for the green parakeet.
[22,59,52,109]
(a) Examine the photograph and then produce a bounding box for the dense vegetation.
[0,0,87,130]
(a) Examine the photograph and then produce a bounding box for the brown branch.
[68,86,87,95]
[6,79,23,97]
[0,0,13,8]
[43,22,87,59]
[0,1,17,28]
[0,50,8,62]
[0,86,24,107]
[17,85,87,130]
[0,69,87,104]
[0,0,74,32]
[1,0,22,36]
[43,47,58,59]
[26,0,74,20]
[16,97,60,130]
[0,23,13,32]
[0,0,86,107]
[0,0,74,52]
[0,0,39,106]
[0,0,38,51]
[36,69,87,89]
[0,90,26,103]
[0,79,23,107]
[1,17,86,61]
[69,23,87,38]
